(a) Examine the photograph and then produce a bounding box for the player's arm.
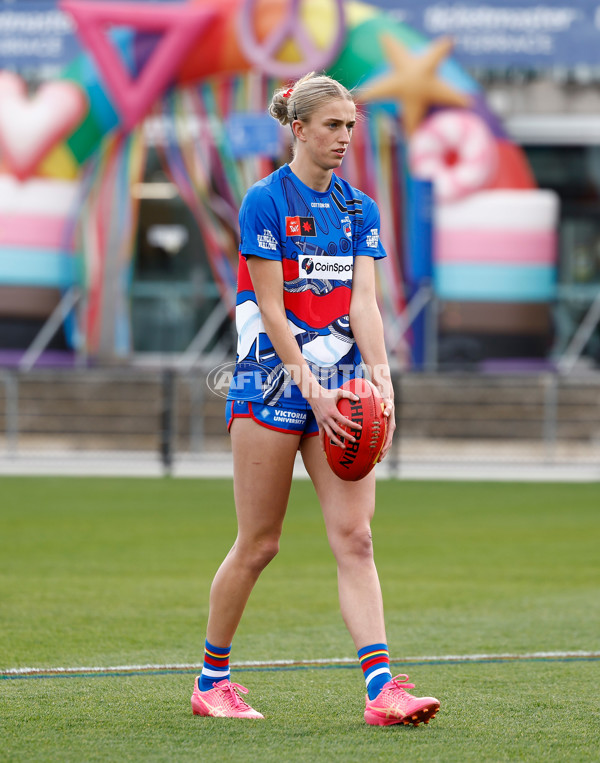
[246,255,359,447]
[349,254,396,460]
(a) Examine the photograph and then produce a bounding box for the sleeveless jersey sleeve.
[239,185,282,262]
[354,196,387,260]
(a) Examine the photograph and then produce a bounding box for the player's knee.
[332,526,374,564]
[238,536,280,572]
[257,537,280,568]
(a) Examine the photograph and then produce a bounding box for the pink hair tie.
[283,88,293,98]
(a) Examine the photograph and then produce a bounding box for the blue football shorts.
[226,399,319,439]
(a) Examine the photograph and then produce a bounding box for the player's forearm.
[350,302,394,401]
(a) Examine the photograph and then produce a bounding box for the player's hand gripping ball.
[324,378,387,481]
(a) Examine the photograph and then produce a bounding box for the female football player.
[191,72,440,725]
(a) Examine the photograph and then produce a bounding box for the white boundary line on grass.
[3,650,600,676]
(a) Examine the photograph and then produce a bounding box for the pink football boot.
[364,674,440,726]
[191,678,264,719]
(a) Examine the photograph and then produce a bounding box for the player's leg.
[192,416,300,719]
[300,434,385,648]
[299,434,440,726]
[207,416,300,647]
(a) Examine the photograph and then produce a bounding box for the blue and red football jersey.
[228,164,386,409]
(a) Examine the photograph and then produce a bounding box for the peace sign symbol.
[237,0,346,79]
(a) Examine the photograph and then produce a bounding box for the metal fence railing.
[1,366,600,473]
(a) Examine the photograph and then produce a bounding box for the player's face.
[298,99,356,171]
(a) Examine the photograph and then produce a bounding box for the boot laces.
[386,674,416,698]
[216,681,252,711]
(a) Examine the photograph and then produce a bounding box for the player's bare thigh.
[299,434,376,540]
[230,417,301,538]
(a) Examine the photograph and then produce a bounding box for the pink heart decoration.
[0,72,87,181]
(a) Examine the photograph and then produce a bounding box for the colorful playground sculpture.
[0,0,558,363]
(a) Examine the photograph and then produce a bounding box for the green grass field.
[1,477,599,762]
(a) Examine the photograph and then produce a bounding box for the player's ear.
[292,119,307,142]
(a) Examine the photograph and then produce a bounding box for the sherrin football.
[324,378,387,481]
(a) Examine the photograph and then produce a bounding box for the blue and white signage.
[366,1,600,67]
[2,0,600,72]
[226,113,281,159]
[0,2,81,69]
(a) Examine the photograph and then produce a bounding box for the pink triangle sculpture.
[60,1,217,131]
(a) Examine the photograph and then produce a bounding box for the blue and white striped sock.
[199,640,231,692]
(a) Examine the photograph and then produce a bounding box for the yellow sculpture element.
[38,142,80,180]
[360,34,470,136]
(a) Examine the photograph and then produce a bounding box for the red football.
[324,378,388,481]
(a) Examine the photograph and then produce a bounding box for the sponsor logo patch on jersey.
[366,228,380,248]
[340,215,352,239]
[299,254,353,280]
[286,216,316,237]
[257,229,278,250]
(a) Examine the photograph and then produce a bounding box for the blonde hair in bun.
[269,72,354,129]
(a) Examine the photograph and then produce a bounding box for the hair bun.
[268,73,354,131]
[268,92,292,126]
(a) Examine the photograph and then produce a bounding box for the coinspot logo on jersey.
[299,254,353,279]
